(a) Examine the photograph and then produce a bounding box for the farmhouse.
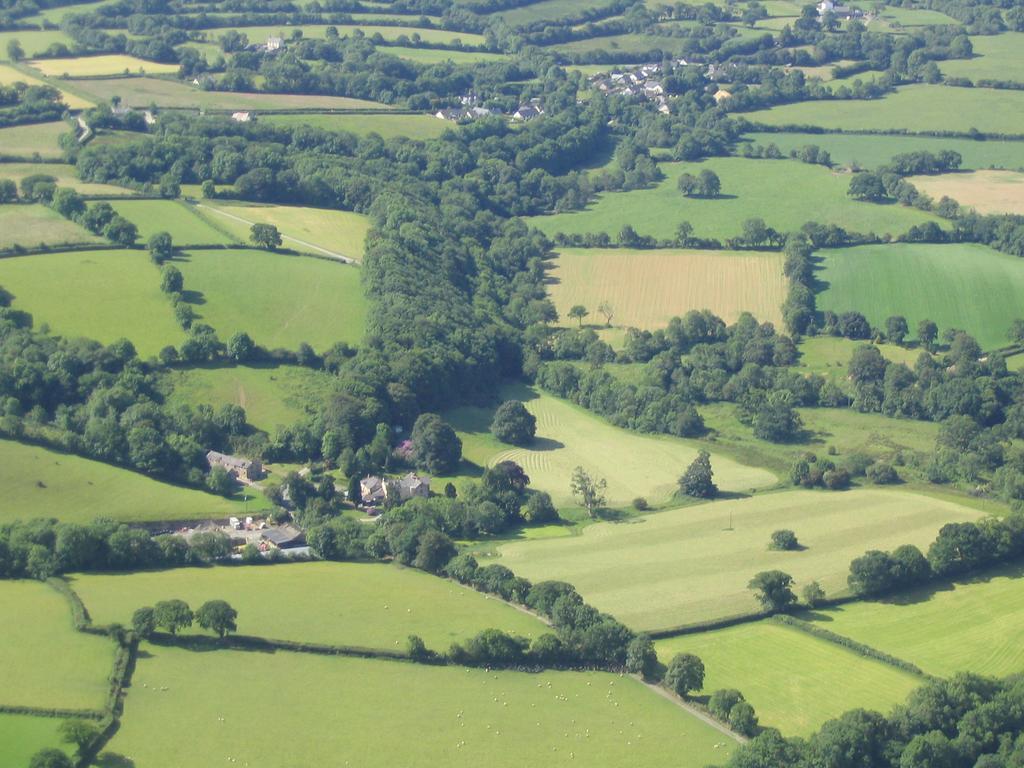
[359,472,430,505]
[266,36,284,52]
[206,451,263,483]
[231,111,252,123]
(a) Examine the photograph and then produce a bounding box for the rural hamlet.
[2,0,1024,766]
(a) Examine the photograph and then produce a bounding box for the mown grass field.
[0,30,75,59]
[741,131,1024,171]
[385,45,509,64]
[71,562,548,650]
[873,6,961,27]
[655,621,921,736]
[193,200,369,260]
[0,121,69,158]
[0,203,101,250]
[805,563,1024,678]
[163,364,341,433]
[940,33,1024,83]
[909,170,1024,215]
[107,199,236,246]
[741,85,1024,135]
[0,439,259,525]
[445,385,776,509]
[261,110,451,140]
[0,580,113,710]
[175,248,367,350]
[0,161,130,195]
[815,242,1024,349]
[496,489,982,631]
[0,63,94,109]
[548,248,787,329]
[546,33,683,55]
[104,645,734,768]
[0,248,182,355]
[29,54,179,77]
[0,713,72,766]
[526,157,940,241]
[227,24,486,46]
[72,77,390,110]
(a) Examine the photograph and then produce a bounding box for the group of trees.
[132,598,238,638]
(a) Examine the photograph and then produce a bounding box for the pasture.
[815,242,1024,349]
[908,170,1024,215]
[740,131,1024,171]
[385,46,509,64]
[72,77,389,111]
[193,200,369,260]
[0,63,94,109]
[940,33,1024,84]
[806,563,1024,678]
[0,161,131,195]
[445,385,776,509]
[873,6,961,28]
[740,85,1024,135]
[0,121,69,158]
[547,247,787,329]
[225,24,486,46]
[107,199,235,246]
[163,364,341,433]
[70,561,548,649]
[496,489,983,631]
[493,0,622,24]
[104,646,734,768]
[0,248,182,355]
[0,30,75,60]
[175,248,368,350]
[655,621,921,736]
[526,157,940,242]
[261,110,451,140]
[0,203,101,250]
[19,0,121,24]
[29,54,179,77]
[0,439,255,525]
[546,33,684,56]
[0,714,72,766]
[0,580,113,710]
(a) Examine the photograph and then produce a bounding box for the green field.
[0,438,259,525]
[175,248,367,350]
[385,45,509,64]
[741,85,1024,135]
[491,0,620,24]
[548,248,787,329]
[806,563,1024,678]
[261,110,451,140]
[525,157,940,241]
[940,33,1024,84]
[0,203,101,250]
[0,30,75,60]
[656,621,921,736]
[741,131,1024,171]
[0,121,70,159]
[163,364,341,433]
[29,54,179,77]
[0,580,114,710]
[496,488,982,631]
[71,561,548,649]
[816,242,1024,349]
[0,713,73,766]
[546,33,684,56]
[795,336,925,378]
[0,248,182,355]
[445,386,776,508]
[104,645,734,768]
[19,0,121,24]
[0,161,131,195]
[192,200,369,260]
[871,6,960,28]
[226,24,486,46]
[106,199,235,246]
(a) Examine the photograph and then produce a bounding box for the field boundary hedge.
[738,121,1024,142]
[148,632,414,661]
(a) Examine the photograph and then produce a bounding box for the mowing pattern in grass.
[741,132,1024,171]
[741,85,1024,135]
[261,111,451,140]
[908,170,1024,215]
[815,242,1024,350]
[446,386,775,508]
[655,621,921,736]
[0,203,101,250]
[548,248,787,329]
[939,33,1024,84]
[525,157,940,241]
[497,489,983,631]
[71,562,548,649]
[806,564,1024,678]
[0,713,73,766]
[0,121,69,158]
[194,201,369,260]
[29,54,179,77]
[107,199,235,246]
[163,364,341,433]
[0,580,113,710]
[176,248,367,350]
[0,63,93,109]
[0,161,130,195]
[0,439,256,524]
[106,646,734,768]
[0,248,181,355]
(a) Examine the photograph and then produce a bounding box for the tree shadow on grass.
[181,288,205,305]
[95,753,136,768]
[528,436,565,452]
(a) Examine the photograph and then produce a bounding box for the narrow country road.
[193,203,356,264]
[636,676,748,745]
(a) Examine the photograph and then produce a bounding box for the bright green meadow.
[261,110,451,140]
[0,121,69,159]
[0,203,101,250]
[108,199,235,245]
[940,33,1024,84]
[0,714,72,766]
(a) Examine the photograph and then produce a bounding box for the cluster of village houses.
[434,95,545,123]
